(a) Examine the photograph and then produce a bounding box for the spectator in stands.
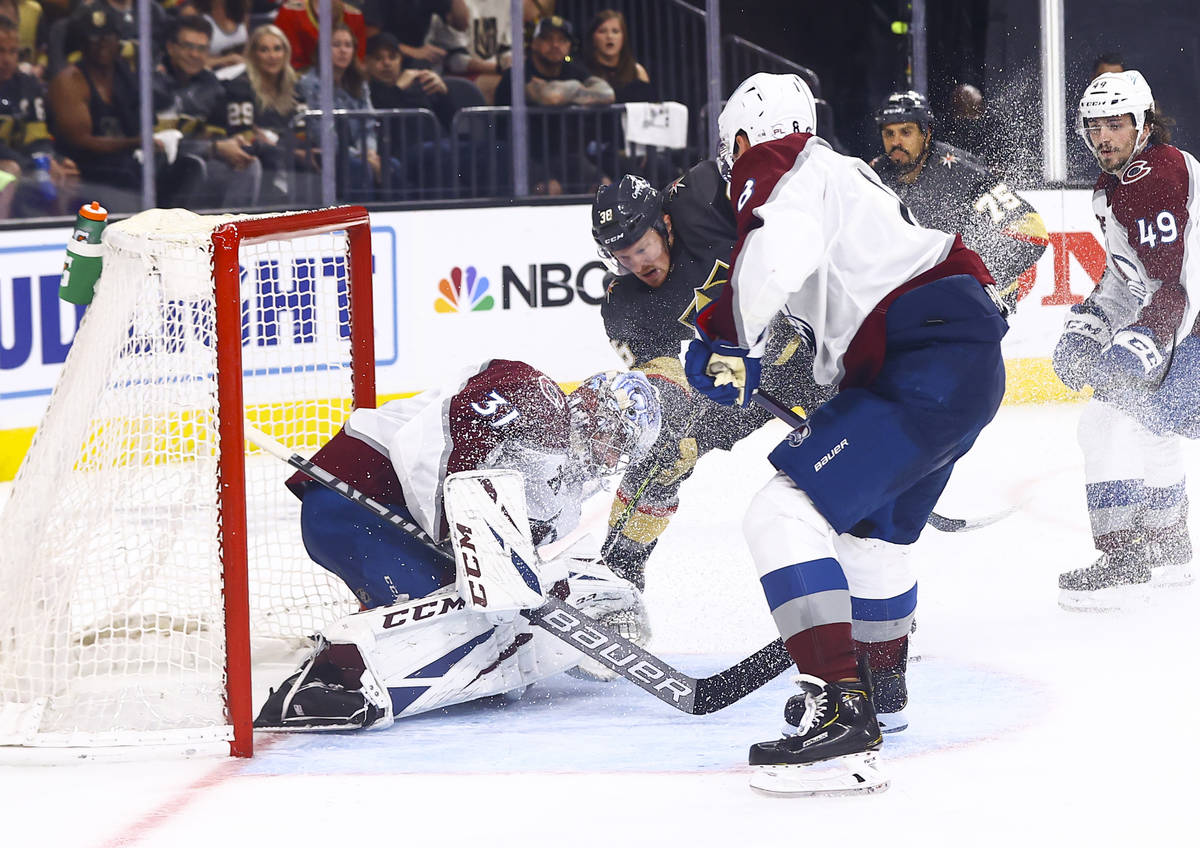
[363,30,454,199]
[363,30,452,127]
[581,10,653,103]
[67,0,169,61]
[154,14,261,208]
[1091,51,1124,79]
[494,16,612,107]
[937,83,1016,171]
[428,0,508,105]
[274,0,365,71]
[0,13,76,217]
[48,8,146,211]
[361,0,466,69]
[495,15,613,194]
[183,0,250,73]
[223,23,310,206]
[297,21,382,198]
[0,0,43,74]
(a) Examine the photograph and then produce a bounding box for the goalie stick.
[242,423,793,714]
[750,390,1018,533]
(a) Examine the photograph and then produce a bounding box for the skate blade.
[1152,564,1195,588]
[1058,584,1150,612]
[749,752,889,798]
[878,709,908,734]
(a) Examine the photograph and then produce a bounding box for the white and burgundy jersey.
[1089,143,1200,346]
[293,360,583,544]
[697,133,994,388]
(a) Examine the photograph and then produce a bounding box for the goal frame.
[213,207,375,757]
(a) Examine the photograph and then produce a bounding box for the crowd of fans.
[0,1,1128,219]
[0,0,681,217]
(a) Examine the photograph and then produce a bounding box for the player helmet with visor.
[1077,70,1155,165]
[591,176,670,276]
[717,72,817,181]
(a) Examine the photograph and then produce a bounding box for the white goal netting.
[0,208,366,753]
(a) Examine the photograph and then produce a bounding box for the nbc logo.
[434,265,494,313]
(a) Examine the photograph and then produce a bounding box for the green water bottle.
[59,201,108,305]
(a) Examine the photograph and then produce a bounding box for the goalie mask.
[717,72,817,182]
[567,371,662,476]
[592,175,669,276]
[1077,70,1155,172]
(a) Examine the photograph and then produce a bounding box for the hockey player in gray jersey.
[254,360,662,729]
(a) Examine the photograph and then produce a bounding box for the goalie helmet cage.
[0,206,375,759]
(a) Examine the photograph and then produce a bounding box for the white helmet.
[717,72,817,181]
[1077,70,1155,163]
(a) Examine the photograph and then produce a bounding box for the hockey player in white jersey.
[685,73,1008,795]
[1052,70,1199,610]
[254,360,661,730]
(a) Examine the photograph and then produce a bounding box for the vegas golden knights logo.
[474,18,498,59]
[678,260,729,329]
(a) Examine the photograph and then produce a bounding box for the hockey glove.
[1052,307,1109,391]
[653,436,699,486]
[684,328,761,408]
[1093,327,1166,387]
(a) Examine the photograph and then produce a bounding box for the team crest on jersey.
[940,151,958,168]
[1121,160,1152,185]
[678,260,730,329]
[786,422,812,447]
[538,375,565,408]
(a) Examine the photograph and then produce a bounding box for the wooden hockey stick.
[243,423,793,714]
[750,390,1018,533]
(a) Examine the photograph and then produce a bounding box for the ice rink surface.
[3,402,1197,847]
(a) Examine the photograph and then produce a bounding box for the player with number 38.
[1053,70,1200,610]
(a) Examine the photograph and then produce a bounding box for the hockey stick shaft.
[243,423,791,714]
[750,390,1015,533]
[601,402,708,561]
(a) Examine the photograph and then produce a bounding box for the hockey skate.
[1058,551,1151,611]
[749,675,888,797]
[1149,537,1194,588]
[873,670,908,734]
[254,637,391,731]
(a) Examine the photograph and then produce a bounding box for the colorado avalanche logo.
[786,422,813,447]
[1121,160,1152,185]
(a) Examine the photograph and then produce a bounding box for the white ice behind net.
[0,209,361,748]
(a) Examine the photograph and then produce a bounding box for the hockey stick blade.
[526,597,792,714]
[750,390,1017,534]
[243,422,792,714]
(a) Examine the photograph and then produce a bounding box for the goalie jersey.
[288,359,585,546]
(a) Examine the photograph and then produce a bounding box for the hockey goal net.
[0,207,374,758]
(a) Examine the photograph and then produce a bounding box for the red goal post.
[0,206,376,759]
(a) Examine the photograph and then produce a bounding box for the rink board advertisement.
[1,193,1101,478]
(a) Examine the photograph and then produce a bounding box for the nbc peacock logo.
[434,265,494,313]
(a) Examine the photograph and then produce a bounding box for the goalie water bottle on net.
[58,200,108,305]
